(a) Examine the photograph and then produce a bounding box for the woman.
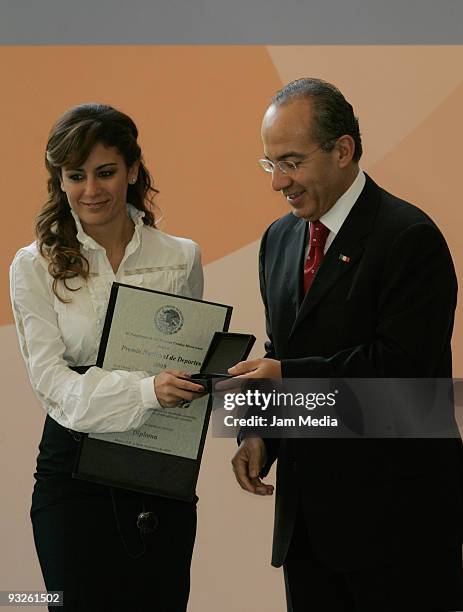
[9,103,205,611]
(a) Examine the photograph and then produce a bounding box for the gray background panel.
[1,0,462,44]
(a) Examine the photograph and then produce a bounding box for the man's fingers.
[232,370,258,380]
[232,455,257,493]
[231,441,273,496]
[251,478,274,496]
[248,449,263,479]
[228,359,260,376]
[227,358,282,380]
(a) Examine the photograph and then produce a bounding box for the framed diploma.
[73,283,232,501]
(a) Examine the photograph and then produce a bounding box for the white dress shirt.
[320,168,366,252]
[10,204,203,434]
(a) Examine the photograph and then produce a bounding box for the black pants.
[32,479,196,612]
[284,512,463,612]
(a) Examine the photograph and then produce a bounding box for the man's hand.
[228,358,282,379]
[154,370,205,408]
[231,438,274,496]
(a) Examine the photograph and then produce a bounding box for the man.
[230,78,463,611]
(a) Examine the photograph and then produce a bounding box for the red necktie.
[303,220,330,294]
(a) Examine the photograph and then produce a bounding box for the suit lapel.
[289,175,381,338]
[283,217,308,310]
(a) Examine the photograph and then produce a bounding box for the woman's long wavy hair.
[36,103,159,301]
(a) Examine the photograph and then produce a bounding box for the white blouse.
[10,204,204,434]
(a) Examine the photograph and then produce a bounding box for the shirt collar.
[320,168,366,236]
[70,203,145,251]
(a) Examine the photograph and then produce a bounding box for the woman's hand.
[154,370,206,408]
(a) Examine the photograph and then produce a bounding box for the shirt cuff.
[140,376,161,410]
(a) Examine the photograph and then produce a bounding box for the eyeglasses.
[258,143,328,175]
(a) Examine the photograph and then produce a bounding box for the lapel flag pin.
[339,254,350,263]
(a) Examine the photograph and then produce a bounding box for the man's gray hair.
[272,78,362,162]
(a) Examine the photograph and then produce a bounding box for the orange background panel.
[369,81,463,375]
[267,46,463,169]
[0,46,283,326]
[2,45,463,609]
[268,45,463,376]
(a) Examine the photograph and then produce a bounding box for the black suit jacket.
[259,174,463,570]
